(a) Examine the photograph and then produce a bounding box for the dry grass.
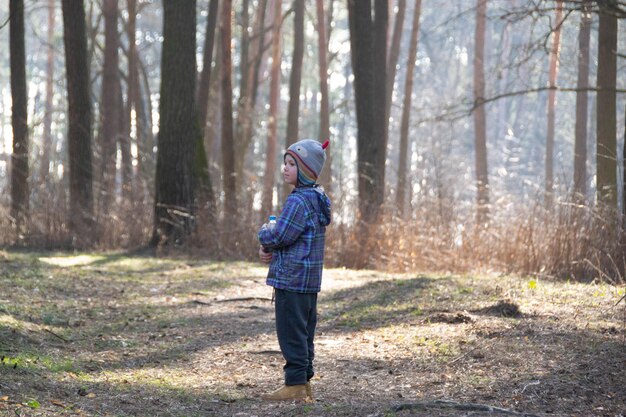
[0,251,624,416]
[0,192,624,283]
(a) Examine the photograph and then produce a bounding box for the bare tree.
[286,0,304,147]
[473,0,489,224]
[151,1,199,246]
[573,0,591,201]
[348,0,388,225]
[99,0,122,226]
[315,0,332,189]
[385,0,406,131]
[195,0,219,220]
[10,0,29,235]
[261,0,282,218]
[235,0,269,186]
[40,0,56,185]
[595,0,618,207]
[396,0,422,218]
[544,0,563,208]
[221,0,237,226]
[282,0,304,198]
[62,0,95,247]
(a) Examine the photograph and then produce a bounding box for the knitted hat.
[285,139,330,186]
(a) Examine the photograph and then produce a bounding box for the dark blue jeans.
[274,289,318,386]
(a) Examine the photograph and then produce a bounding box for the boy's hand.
[259,245,272,263]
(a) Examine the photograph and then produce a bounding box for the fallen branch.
[192,296,273,306]
[393,400,541,416]
[44,329,70,343]
[248,350,281,355]
[216,297,273,303]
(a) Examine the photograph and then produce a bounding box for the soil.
[0,251,624,416]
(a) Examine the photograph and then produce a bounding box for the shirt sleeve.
[258,194,307,250]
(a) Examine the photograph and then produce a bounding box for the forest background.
[0,0,625,282]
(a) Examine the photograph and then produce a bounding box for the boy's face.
[283,154,298,186]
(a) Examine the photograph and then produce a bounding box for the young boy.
[258,139,331,402]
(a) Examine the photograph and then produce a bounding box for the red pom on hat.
[322,140,330,149]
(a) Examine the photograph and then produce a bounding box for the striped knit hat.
[285,139,330,186]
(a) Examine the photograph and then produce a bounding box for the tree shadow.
[320,275,445,330]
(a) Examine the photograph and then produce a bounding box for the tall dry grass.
[1,191,623,283]
[324,198,624,283]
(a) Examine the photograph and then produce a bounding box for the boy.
[258,139,331,402]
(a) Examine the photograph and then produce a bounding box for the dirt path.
[0,252,624,416]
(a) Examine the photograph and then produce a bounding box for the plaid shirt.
[258,186,331,293]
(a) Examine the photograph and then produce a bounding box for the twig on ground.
[446,344,482,365]
[44,329,70,343]
[393,400,541,416]
[192,296,272,306]
[216,297,272,303]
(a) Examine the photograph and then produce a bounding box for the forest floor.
[0,250,624,417]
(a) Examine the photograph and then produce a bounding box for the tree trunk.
[151,1,199,246]
[234,0,269,188]
[348,0,388,225]
[473,0,489,225]
[596,0,618,208]
[282,0,304,197]
[125,0,154,200]
[396,0,421,218]
[197,0,220,136]
[315,0,331,189]
[99,0,122,228]
[261,0,282,218]
[129,16,155,200]
[623,101,626,219]
[573,0,591,202]
[385,0,406,131]
[221,0,238,227]
[40,0,56,185]
[10,0,29,235]
[62,0,95,247]
[118,70,132,203]
[195,0,219,220]
[544,0,563,208]
[286,0,304,147]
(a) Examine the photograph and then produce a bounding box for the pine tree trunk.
[197,0,219,136]
[195,0,219,220]
[282,0,304,198]
[385,0,406,131]
[235,0,269,190]
[99,0,121,229]
[596,0,618,207]
[544,0,563,208]
[573,0,591,201]
[119,74,132,203]
[62,0,95,247]
[286,0,304,147]
[396,0,421,218]
[10,0,29,235]
[221,0,238,227]
[151,1,199,246]
[261,0,282,218]
[40,0,55,185]
[473,0,489,225]
[315,0,331,189]
[348,0,388,225]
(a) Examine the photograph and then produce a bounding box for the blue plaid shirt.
[258,186,331,293]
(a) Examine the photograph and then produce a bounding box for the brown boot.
[305,381,314,402]
[262,384,308,401]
